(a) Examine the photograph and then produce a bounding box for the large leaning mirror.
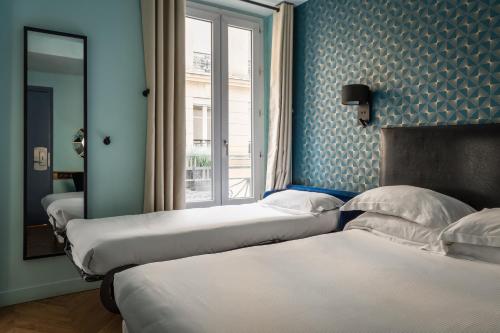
[24,27,87,259]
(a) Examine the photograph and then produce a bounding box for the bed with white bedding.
[66,198,341,279]
[113,124,500,332]
[115,229,500,333]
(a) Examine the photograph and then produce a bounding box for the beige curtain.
[266,3,294,191]
[141,0,186,212]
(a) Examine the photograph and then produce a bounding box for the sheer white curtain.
[266,2,294,191]
[141,0,186,212]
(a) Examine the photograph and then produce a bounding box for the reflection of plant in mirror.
[187,146,211,168]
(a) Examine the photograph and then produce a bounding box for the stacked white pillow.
[346,212,444,251]
[342,185,476,251]
[439,208,500,264]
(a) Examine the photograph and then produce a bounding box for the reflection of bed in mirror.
[41,171,85,242]
[24,27,87,259]
[41,190,84,243]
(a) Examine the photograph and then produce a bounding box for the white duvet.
[66,203,339,276]
[115,230,500,333]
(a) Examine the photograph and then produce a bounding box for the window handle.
[223,139,229,156]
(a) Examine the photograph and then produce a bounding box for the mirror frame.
[23,26,87,260]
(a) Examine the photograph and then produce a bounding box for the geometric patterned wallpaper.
[292,0,500,192]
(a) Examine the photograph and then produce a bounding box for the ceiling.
[196,0,308,16]
[28,52,84,75]
[27,30,84,75]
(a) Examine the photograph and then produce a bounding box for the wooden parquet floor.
[0,289,122,333]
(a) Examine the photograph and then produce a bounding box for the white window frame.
[186,3,265,208]
[186,7,221,208]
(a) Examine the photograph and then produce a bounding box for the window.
[192,105,211,144]
[185,4,264,207]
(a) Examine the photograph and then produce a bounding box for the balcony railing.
[191,52,211,74]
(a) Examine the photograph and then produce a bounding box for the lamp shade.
[342,84,370,105]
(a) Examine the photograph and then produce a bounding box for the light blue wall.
[292,0,500,193]
[0,0,271,307]
[0,0,146,306]
[28,70,84,193]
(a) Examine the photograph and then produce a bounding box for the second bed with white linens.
[66,189,347,278]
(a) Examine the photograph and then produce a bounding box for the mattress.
[115,230,500,333]
[66,203,340,277]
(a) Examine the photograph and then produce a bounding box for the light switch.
[34,147,48,171]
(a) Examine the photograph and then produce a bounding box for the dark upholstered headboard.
[380,124,500,210]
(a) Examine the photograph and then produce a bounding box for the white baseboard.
[0,278,100,307]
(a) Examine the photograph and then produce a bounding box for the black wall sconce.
[341,84,371,127]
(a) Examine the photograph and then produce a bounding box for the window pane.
[185,17,213,202]
[228,26,253,199]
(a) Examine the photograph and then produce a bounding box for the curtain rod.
[239,0,280,12]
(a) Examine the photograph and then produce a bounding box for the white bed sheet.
[66,203,339,276]
[122,321,129,333]
[115,230,500,333]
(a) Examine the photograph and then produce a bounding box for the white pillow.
[341,185,475,228]
[446,243,500,265]
[345,212,443,252]
[260,190,344,214]
[440,208,500,247]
